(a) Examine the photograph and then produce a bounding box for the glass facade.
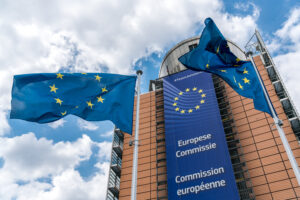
[106,129,124,200]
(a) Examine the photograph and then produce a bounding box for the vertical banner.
[163,70,239,200]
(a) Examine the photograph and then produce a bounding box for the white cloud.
[0,0,261,135]
[268,7,300,112]
[48,119,66,129]
[275,8,300,42]
[234,2,260,19]
[100,130,114,138]
[0,112,10,136]
[77,118,99,131]
[213,14,258,48]
[0,1,264,199]
[0,164,110,200]
[31,165,110,200]
[0,0,260,135]
[0,133,111,200]
[97,141,112,161]
[0,133,93,182]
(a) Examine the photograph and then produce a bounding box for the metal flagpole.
[131,70,143,200]
[247,52,300,186]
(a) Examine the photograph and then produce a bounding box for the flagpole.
[247,52,300,185]
[131,70,143,200]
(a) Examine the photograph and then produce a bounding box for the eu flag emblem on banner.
[10,73,136,134]
[179,18,274,116]
[163,70,240,200]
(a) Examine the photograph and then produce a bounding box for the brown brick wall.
[119,56,300,200]
[226,56,300,200]
[119,92,157,200]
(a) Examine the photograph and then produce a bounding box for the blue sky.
[0,0,300,199]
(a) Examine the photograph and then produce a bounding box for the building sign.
[163,70,239,199]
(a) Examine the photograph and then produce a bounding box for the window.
[189,43,198,51]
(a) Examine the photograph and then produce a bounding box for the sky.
[0,0,300,199]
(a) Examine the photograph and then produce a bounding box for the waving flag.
[10,73,136,134]
[179,18,274,116]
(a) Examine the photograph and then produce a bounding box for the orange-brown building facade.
[106,34,300,200]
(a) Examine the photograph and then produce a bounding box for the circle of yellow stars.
[173,87,206,114]
[49,73,109,116]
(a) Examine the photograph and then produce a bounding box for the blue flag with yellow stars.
[10,73,136,134]
[179,18,274,116]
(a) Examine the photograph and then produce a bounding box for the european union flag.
[179,18,274,116]
[10,73,136,134]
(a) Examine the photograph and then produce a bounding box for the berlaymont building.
[105,30,300,200]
